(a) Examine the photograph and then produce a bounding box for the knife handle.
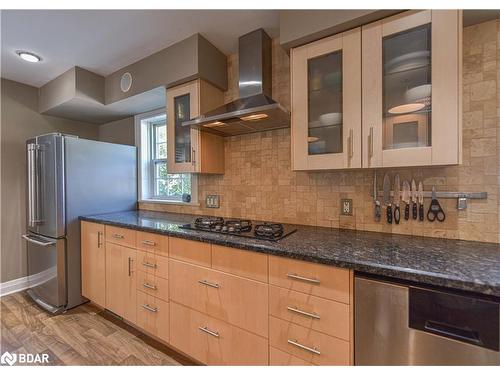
[412,202,417,220]
[375,202,381,222]
[404,203,410,220]
[387,205,392,224]
[419,203,424,221]
[394,205,400,224]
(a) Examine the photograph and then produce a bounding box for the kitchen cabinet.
[81,221,105,307]
[291,28,362,170]
[362,10,462,167]
[167,79,225,174]
[105,241,137,323]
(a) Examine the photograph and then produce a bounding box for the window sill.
[138,198,200,207]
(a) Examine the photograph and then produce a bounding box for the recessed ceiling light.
[16,51,42,63]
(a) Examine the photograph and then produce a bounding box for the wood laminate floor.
[0,292,193,365]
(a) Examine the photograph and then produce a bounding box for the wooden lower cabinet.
[169,259,269,337]
[105,242,137,324]
[170,302,268,365]
[269,316,350,365]
[270,347,312,366]
[137,270,169,300]
[81,221,105,306]
[137,291,169,343]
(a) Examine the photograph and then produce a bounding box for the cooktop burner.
[181,217,297,241]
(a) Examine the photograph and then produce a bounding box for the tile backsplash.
[140,20,500,244]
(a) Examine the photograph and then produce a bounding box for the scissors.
[427,186,446,222]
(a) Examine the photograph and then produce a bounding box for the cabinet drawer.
[137,250,169,279]
[269,316,350,366]
[137,271,169,301]
[269,256,350,303]
[169,259,268,337]
[136,231,168,256]
[270,347,312,366]
[137,291,169,343]
[105,225,136,248]
[169,237,211,267]
[170,302,268,365]
[269,286,350,340]
[212,245,268,283]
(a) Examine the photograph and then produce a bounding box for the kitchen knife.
[411,179,418,220]
[418,181,424,221]
[393,174,401,224]
[383,174,392,224]
[402,180,410,220]
[373,172,381,222]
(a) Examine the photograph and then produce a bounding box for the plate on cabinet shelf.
[319,113,342,126]
[385,51,430,75]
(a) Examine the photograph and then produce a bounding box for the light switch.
[206,195,220,208]
[341,199,353,216]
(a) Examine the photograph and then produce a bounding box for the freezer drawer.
[355,276,500,365]
[24,233,66,312]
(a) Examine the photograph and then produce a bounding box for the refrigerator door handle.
[22,234,56,247]
[27,143,43,226]
[27,144,35,227]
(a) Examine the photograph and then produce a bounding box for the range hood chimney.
[183,28,290,136]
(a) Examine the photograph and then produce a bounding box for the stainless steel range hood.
[183,29,290,136]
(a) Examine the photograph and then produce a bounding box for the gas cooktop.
[180,216,297,241]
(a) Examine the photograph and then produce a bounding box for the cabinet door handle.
[142,282,157,290]
[348,129,354,159]
[198,280,220,289]
[141,240,156,246]
[368,126,374,159]
[287,339,320,355]
[142,262,157,269]
[142,304,157,313]
[287,306,321,320]
[198,326,219,338]
[128,257,132,276]
[192,148,196,166]
[113,233,124,239]
[97,231,103,248]
[286,273,320,284]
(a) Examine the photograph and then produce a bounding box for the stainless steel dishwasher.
[355,275,500,365]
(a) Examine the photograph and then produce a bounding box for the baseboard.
[0,267,57,297]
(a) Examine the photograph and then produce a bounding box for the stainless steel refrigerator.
[23,133,137,313]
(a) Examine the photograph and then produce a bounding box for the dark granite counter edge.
[79,216,499,297]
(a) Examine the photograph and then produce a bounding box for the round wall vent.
[120,72,132,93]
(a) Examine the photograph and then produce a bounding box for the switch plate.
[341,199,353,216]
[205,194,220,208]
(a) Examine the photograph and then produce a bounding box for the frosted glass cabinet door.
[362,10,462,168]
[292,28,361,170]
[167,81,200,174]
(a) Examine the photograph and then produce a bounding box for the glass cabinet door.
[174,93,192,164]
[382,24,431,150]
[307,51,343,156]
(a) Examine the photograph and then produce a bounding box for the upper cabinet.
[167,79,225,174]
[362,10,462,168]
[291,28,362,170]
[291,10,462,170]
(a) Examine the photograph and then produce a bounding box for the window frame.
[135,107,198,205]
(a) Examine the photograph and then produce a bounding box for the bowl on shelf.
[319,113,342,126]
[386,51,430,74]
[405,84,431,102]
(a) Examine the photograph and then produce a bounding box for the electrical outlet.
[205,194,220,208]
[341,199,353,216]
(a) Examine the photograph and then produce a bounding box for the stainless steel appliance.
[24,133,137,313]
[355,275,500,365]
[181,216,297,241]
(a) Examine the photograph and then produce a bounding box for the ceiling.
[1,9,280,88]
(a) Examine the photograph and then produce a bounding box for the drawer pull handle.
[287,339,320,355]
[142,262,157,269]
[141,240,156,246]
[198,326,219,338]
[141,304,157,313]
[97,231,103,248]
[287,306,320,320]
[286,273,320,284]
[198,280,220,289]
[112,233,124,239]
[142,282,157,290]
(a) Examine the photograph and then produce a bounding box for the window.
[135,108,196,203]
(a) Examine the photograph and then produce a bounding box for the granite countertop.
[80,210,500,297]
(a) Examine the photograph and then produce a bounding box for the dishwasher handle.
[424,320,481,345]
